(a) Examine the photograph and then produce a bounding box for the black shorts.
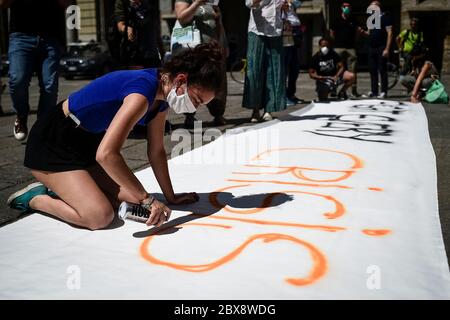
[24,101,105,172]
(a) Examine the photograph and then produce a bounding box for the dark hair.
[161,41,224,93]
[318,37,329,46]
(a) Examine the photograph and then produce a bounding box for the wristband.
[141,195,155,211]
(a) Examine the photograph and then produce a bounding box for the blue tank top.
[68,68,169,133]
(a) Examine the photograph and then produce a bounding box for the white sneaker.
[377,92,387,99]
[250,109,260,123]
[262,112,273,121]
[362,92,376,98]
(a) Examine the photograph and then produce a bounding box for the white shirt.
[245,0,284,37]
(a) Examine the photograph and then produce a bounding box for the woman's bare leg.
[87,164,141,210]
[342,71,356,92]
[30,169,114,230]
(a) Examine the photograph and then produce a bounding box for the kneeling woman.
[7,43,223,230]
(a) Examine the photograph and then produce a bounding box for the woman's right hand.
[145,199,172,227]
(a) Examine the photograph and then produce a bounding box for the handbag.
[170,20,202,52]
[424,80,449,104]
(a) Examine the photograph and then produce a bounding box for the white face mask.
[166,84,197,114]
[321,47,329,55]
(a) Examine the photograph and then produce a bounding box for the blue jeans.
[8,32,60,118]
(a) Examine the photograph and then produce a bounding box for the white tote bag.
[170,20,202,52]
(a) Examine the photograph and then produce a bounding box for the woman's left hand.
[168,192,200,205]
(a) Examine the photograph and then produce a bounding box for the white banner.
[0,100,449,299]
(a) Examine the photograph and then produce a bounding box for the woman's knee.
[83,202,115,230]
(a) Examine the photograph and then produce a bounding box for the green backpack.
[424,80,449,104]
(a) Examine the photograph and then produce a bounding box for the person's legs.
[30,169,115,230]
[36,37,60,117]
[316,81,330,101]
[347,49,358,95]
[400,75,416,91]
[338,71,356,99]
[401,52,412,76]
[379,48,389,95]
[283,45,294,106]
[283,46,294,98]
[287,46,300,99]
[206,58,227,124]
[368,47,380,96]
[243,32,266,120]
[87,164,141,210]
[8,33,36,119]
[264,36,286,114]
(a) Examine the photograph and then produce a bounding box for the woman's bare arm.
[175,0,206,26]
[411,62,432,103]
[146,108,199,205]
[96,93,149,202]
[146,109,176,203]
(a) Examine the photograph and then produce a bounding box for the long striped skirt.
[242,32,286,113]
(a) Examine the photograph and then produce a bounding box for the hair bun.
[162,41,225,93]
[193,41,223,63]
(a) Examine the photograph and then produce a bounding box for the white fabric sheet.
[0,100,449,299]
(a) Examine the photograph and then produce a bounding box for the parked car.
[60,41,113,80]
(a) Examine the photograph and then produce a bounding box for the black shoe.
[250,109,260,123]
[0,105,4,116]
[213,116,227,126]
[338,90,348,100]
[350,89,361,98]
[14,116,28,141]
[287,96,298,103]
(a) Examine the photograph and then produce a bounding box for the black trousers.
[283,45,300,98]
[368,46,388,95]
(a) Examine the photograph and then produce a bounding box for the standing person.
[115,0,163,69]
[330,2,366,98]
[244,0,287,123]
[0,0,69,141]
[174,0,228,128]
[282,0,304,106]
[396,17,423,76]
[363,1,393,99]
[7,43,223,230]
[309,38,355,101]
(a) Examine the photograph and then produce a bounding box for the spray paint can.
[118,201,150,223]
